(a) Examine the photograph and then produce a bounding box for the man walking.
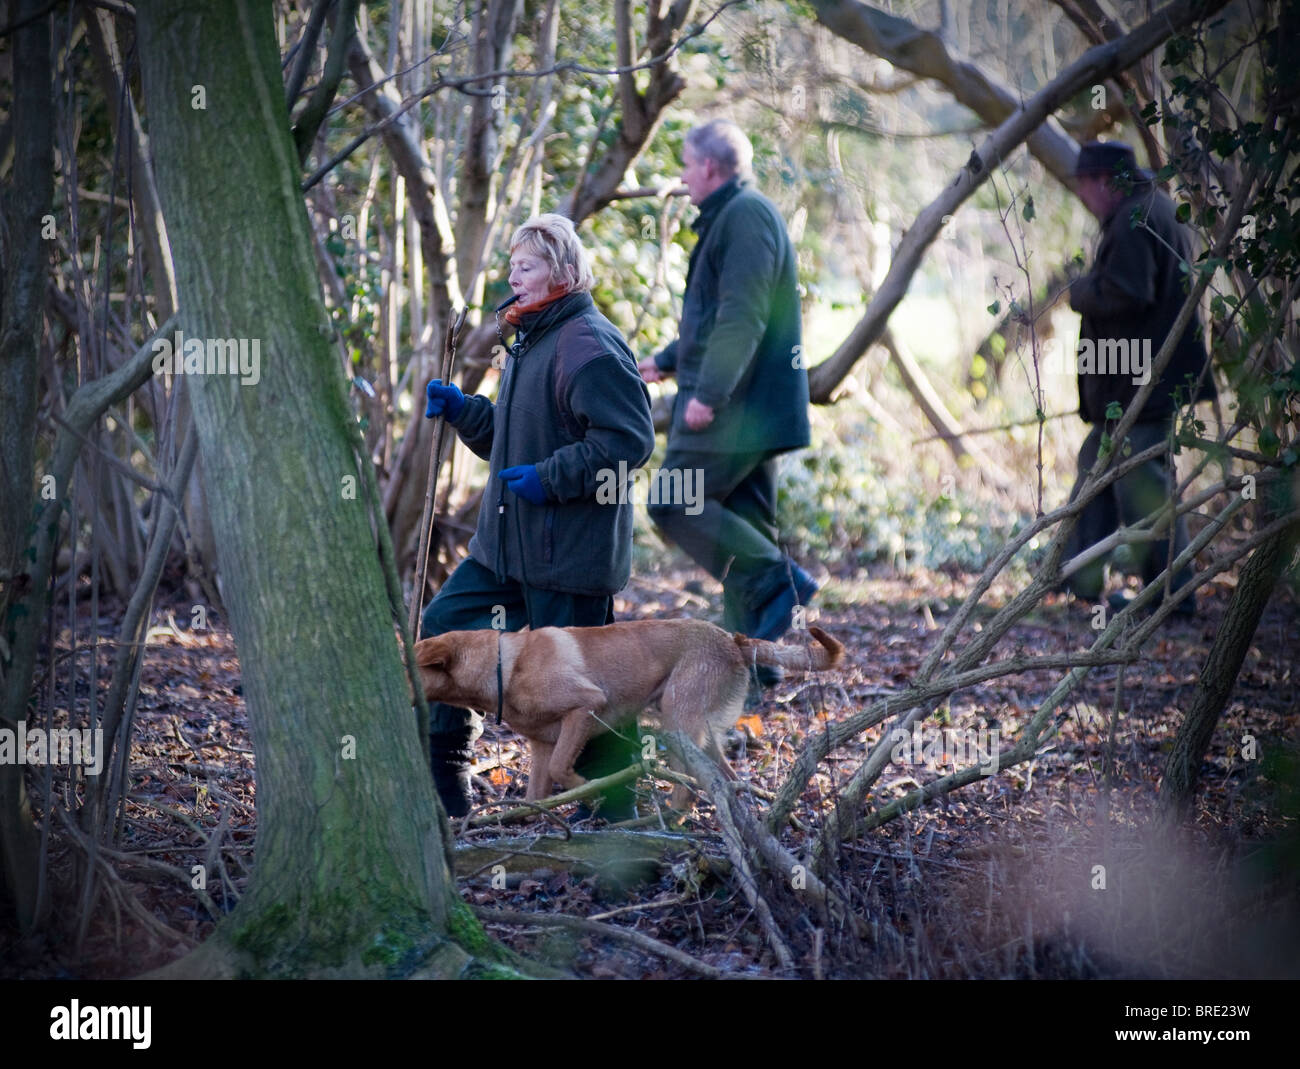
[1062,141,1216,614]
[638,119,816,651]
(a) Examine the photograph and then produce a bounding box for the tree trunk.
[0,0,53,932]
[135,0,517,978]
[1159,513,1299,818]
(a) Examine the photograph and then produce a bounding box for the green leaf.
[987,300,1001,316]
[1023,196,1036,222]
[1105,401,1124,421]
[1175,202,1191,223]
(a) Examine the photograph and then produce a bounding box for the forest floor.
[4,558,1298,979]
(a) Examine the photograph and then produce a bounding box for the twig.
[588,893,693,922]
[56,807,191,945]
[912,408,1079,443]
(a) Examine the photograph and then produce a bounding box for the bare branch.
[292,0,360,166]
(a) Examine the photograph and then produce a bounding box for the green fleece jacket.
[655,177,810,454]
[451,291,655,596]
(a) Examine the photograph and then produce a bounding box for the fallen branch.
[664,733,797,973]
[473,905,754,979]
[465,763,646,828]
[453,828,726,881]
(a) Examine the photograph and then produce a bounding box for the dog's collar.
[495,630,504,726]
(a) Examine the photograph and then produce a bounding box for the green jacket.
[655,178,810,454]
[452,291,655,597]
[1070,184,1215,424]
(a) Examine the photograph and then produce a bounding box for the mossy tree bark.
[0,0,53,932]
[135,0,518,978]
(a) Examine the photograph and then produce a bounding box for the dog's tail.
[734,626,843,672]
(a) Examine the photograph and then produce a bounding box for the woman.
[421,213,655,818]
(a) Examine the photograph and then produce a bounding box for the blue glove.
[499,465,547,505]
[425,379,465,420]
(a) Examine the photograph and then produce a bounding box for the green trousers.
[1061,419,1193,599]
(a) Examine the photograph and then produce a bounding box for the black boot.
[571,729,641,823]
[428,715,480,818]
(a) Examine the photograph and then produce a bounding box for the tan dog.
[414,619,843,810]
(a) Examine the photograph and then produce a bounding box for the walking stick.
[409,306,468,642]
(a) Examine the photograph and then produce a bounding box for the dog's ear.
[414,638,449,671]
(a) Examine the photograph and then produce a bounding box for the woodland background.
[0,0,1296,979]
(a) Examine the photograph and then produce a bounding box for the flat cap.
[1073,141,1151,180]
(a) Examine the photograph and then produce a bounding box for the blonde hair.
[508,213,594,294]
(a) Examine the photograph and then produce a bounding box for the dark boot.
[428,712,481,818]
[571,729,641,823]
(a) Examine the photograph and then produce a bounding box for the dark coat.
[655,178,810,454]
[1070,184,1215,424]
[452,291,655,596]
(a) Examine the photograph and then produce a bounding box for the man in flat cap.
[1061,141,1215,615]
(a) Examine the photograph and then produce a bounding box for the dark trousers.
[421,557,614,735]
[647,447,791,633]
[1062,419,1193,599]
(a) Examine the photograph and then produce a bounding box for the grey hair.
[685,119,753,179]
[508,213,595,293]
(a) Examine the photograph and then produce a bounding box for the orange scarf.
[502,287,568,328]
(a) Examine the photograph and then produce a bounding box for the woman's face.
[508,249,553,306]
